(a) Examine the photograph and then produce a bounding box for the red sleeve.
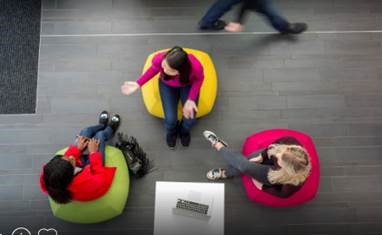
[39,167,48,194]
[136,52,164,87]
[88,152,105,174]
[187,57,204,101]
[64,145,82,166]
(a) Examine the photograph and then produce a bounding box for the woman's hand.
[249,154,263,163]
[121,81,139,95]
[252,178,263,190]
[87,138,100,154]
[76,135,89,151]
[183,99,198,119]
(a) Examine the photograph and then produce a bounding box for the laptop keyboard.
[176,198,209,215]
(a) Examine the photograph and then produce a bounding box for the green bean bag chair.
[49,146,130,224]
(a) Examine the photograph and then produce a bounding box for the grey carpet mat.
[0,0,41,114]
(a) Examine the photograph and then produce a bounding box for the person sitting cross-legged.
[203,130,311,198]
[40,111,121,204]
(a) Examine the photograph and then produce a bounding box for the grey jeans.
[218,147,272,185]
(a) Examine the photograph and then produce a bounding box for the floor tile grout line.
[40,30,382,37]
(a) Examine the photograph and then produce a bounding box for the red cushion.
[241,129,320,207]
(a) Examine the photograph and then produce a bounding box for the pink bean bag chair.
[241,129,320,207]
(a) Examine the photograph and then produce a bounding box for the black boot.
[98,110,109,126]
[166,132,177,150]
[199,20,226,31]
[283,23,308,34]
[178,123,191,147]
[109,114,121,133]
[180,132,191,147]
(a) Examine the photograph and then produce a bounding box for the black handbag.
[114,132,152,178]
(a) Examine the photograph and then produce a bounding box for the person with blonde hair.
[203,130,311,198]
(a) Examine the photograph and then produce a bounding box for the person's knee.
[79,129,91,137]
[237,163,250,173]
[94,131,107,141]
[165,116,178,127]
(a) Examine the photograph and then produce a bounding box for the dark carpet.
[0,0,41,114]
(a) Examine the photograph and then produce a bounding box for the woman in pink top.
[121,46,204,149]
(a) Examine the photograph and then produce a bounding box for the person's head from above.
[162,46,191,85]
[267,144,311,186]
[43,155,76,204]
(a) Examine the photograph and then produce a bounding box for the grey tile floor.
[1,0,382,234]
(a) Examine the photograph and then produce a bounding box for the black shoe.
[109,114,121,132]
[99,111,109,126]
[283,23,307,34]
[199,20,226,31]
[166,132,177,150]
[180,132,191,147]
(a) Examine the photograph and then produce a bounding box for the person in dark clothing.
[198,0,307,34]
[203,130,311,198]
[225,0,307,33]
[199,0,242,30]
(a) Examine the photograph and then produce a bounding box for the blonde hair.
[267,144,311,186]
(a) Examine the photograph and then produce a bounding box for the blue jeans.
[159,80,197,136]
[199,0,289,32]
[219,148,272,185]
[238,0,289,32]
[199,0,242,27]
[78,124,114,165]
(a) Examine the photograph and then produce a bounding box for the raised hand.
[121,81,139,96]
[87,138,100,153]
[76,135,89,151]
[183,99,198,119]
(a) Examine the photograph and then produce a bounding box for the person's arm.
[251,178,263,190]
[64,145,81,158]
[249,154,264,163]
[136,53,163,87]
[64,135,89,166]
[121,53,164,96]
[87,138,104,174]
[39,169,48,194]
[88,152,105,174]
[187,62,204,101]
[249,148,266,163]
[63,145,83,166]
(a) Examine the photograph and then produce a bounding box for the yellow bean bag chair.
[141,48,217,119]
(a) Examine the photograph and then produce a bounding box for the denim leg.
[159,80,179,135]
[199,0,242,27]
[225,150,264,177]
[254,0,289,32]
[179,85,197,134]
[224,165,242,177]
[78,124,105,139]
[218,148,272,184]
[94,126,114,164]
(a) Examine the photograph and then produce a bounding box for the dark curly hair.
[43,155,75,204]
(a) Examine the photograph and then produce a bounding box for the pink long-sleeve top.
[136,52,204,101]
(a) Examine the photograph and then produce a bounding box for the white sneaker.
[203,130,228,147]
[206,168,228,180]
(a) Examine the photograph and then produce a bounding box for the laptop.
[172,190,214,221]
